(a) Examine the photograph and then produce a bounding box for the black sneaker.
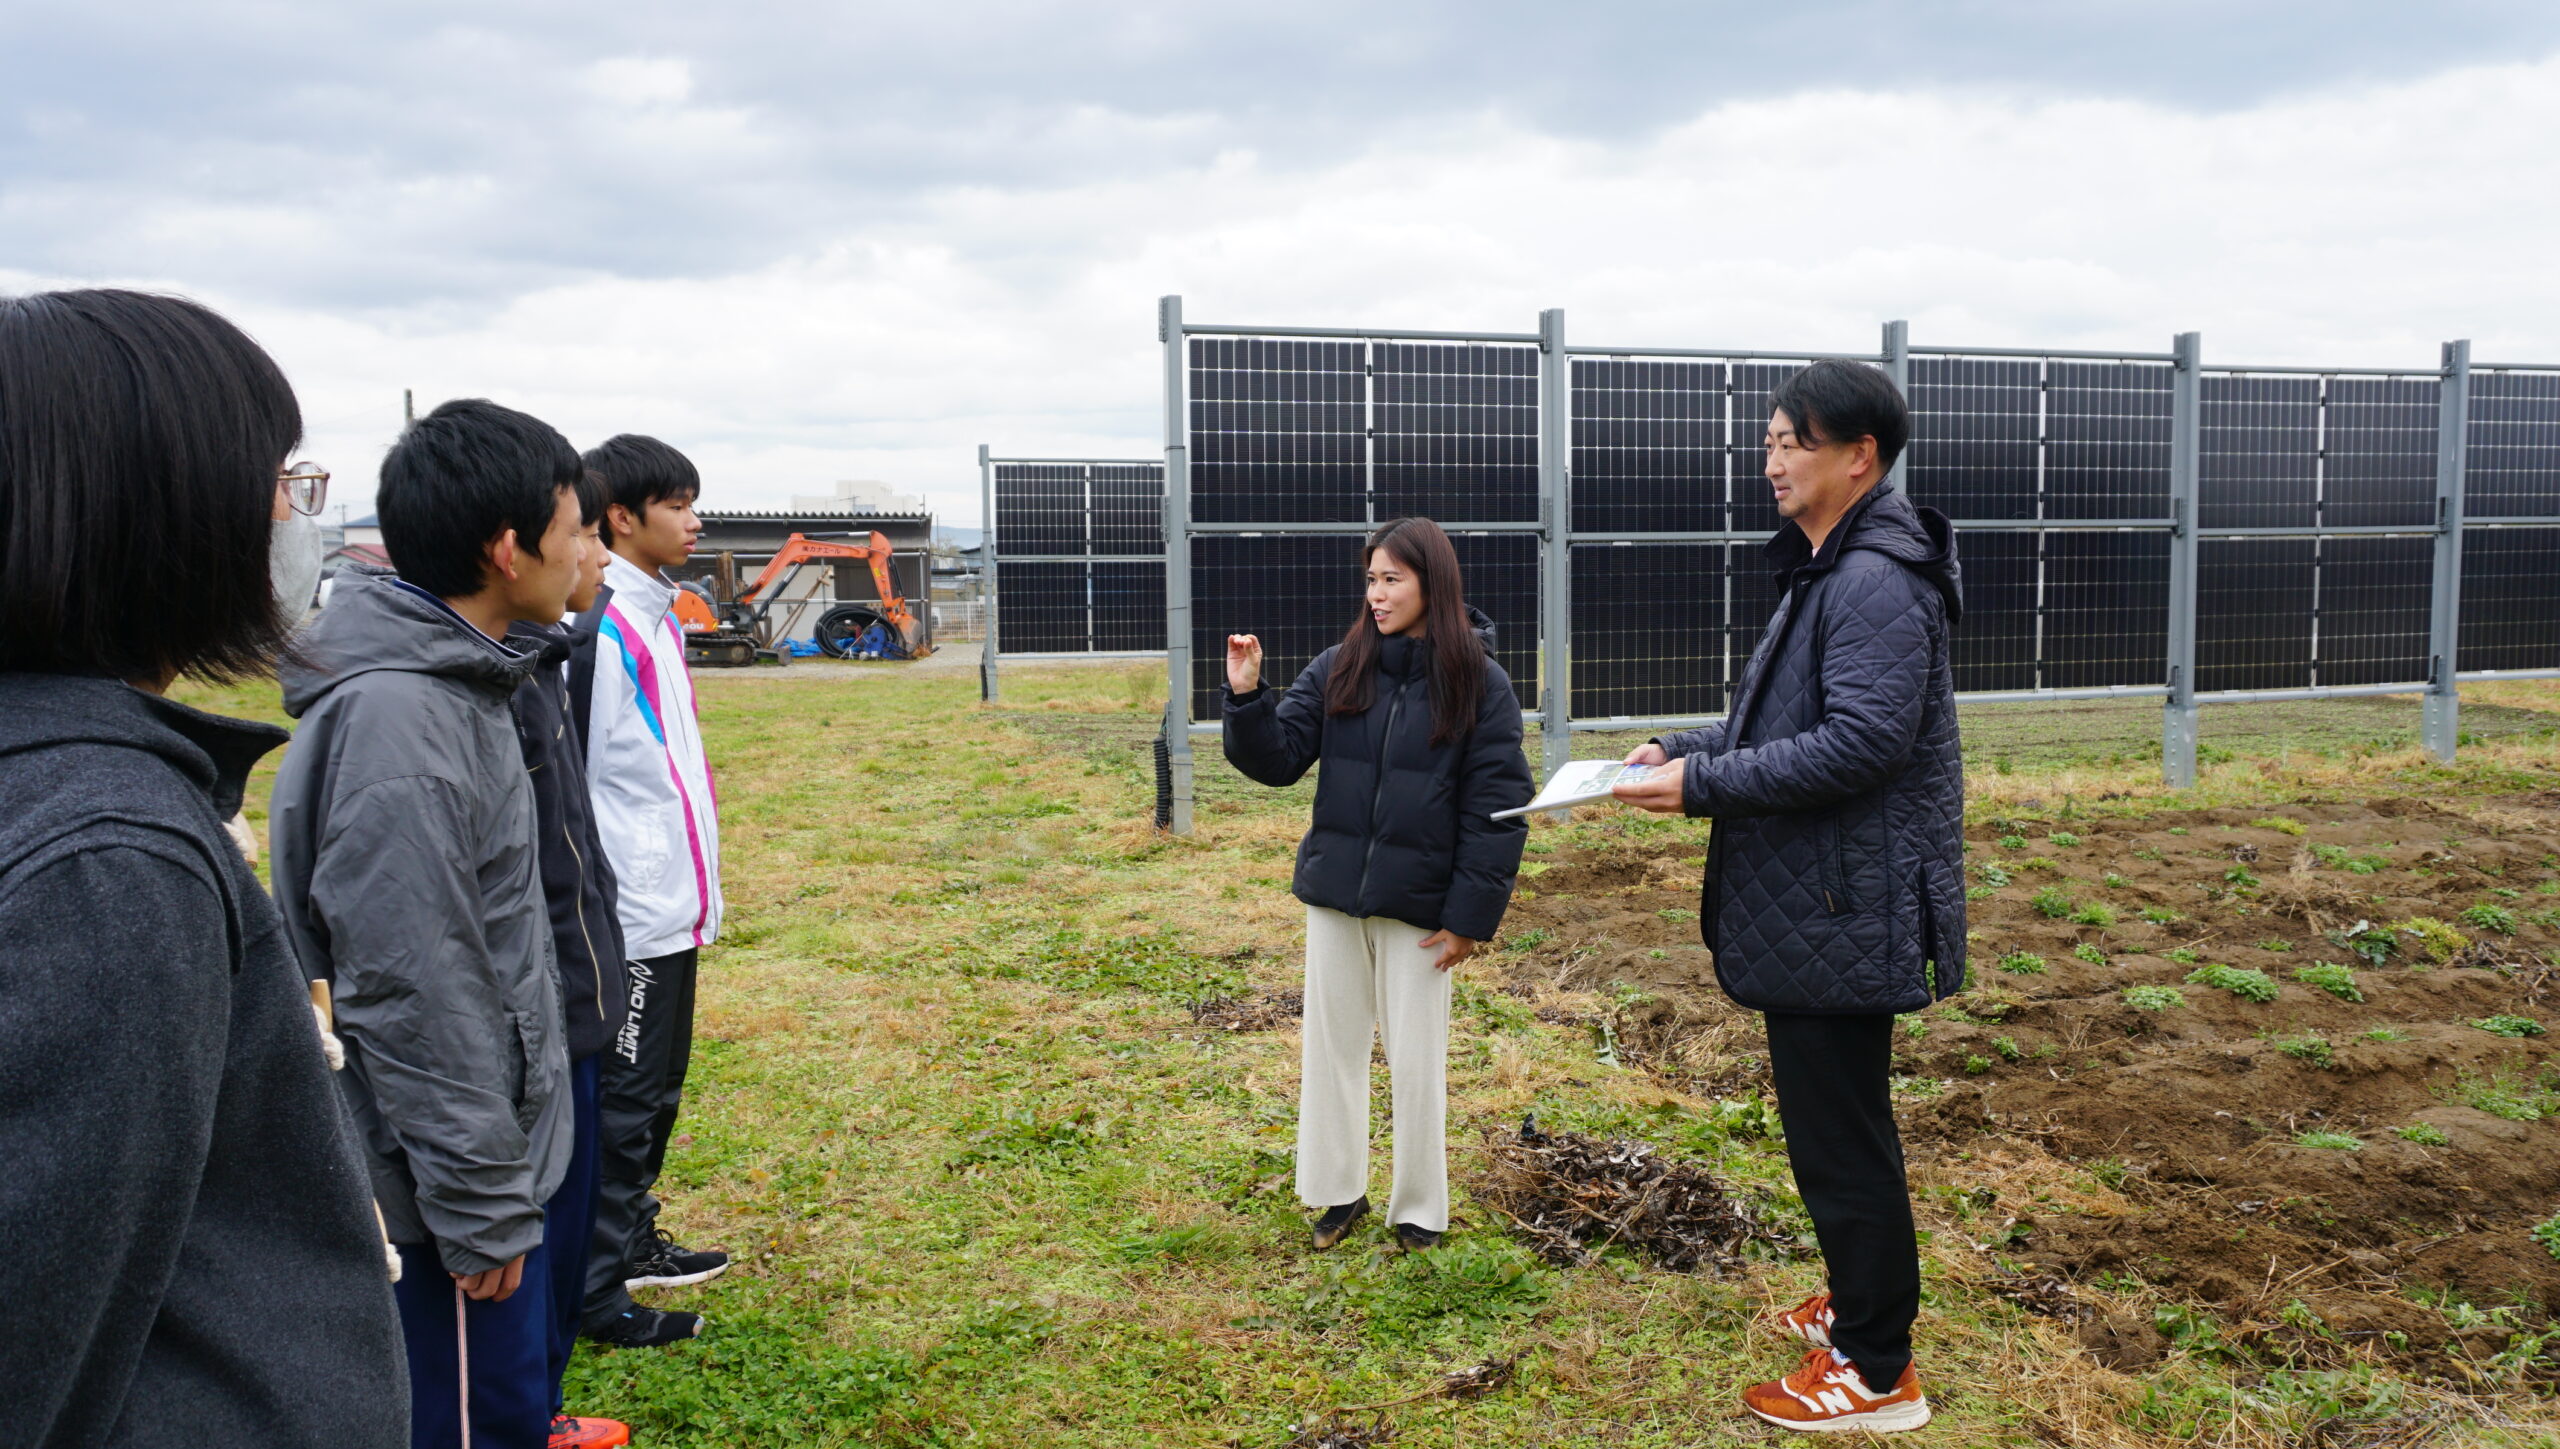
[1310,1196,1370,1251]
[584,1305,704,1348]
[1394,1223,1443,1252]
[625,1227,729,1290]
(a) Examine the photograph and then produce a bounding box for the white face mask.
[270,514,325,621]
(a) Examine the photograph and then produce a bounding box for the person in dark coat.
[1615,360,1961,1435]
[0,287,406,1449]
[1222,517,1534,1253]
[504,467,634,1449]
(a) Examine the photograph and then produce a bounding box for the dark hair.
[1771,359,1909,476]
[0,288,300,683]
[1322,517,1485,746]
[582,434,700,532]
[573,468,610,528]
[378,398,581,598]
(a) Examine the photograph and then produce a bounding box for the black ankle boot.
[1393,1222,1442,1252]
[1310,1196,1370,1251]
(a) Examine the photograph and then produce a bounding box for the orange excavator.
[672,531,934,667]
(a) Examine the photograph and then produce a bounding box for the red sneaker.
[1741,1347,1931,1433]
[549,1415,631,1448]
[1768,1290,1835,1347]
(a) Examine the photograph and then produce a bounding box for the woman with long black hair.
[0,289,405,1447]
[1223,517,1533,1252]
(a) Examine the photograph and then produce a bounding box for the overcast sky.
[9,2,2560,526]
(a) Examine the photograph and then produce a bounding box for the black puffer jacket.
[1223,608,1534,941]
[1659,486,1966,1015]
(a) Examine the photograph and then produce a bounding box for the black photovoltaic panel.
[2045,362,2173,520]
[2324,378,2436,527]
[995,562,1087,653]
[2319,535,2430,686]
[1093,562,1167,652]
[2199,376,2318,530]
[1905,357,2039,522]
[1568,543,1725,718]
[1728,364,1801,535]
[1372,344,1539,523]
[2198,539,2315,693]
[1188,337,1366,524]
[1187,532,1541,723]
[2043,531,2168,688]
[2467,371,2560,517]
[2457,528,2560,673]
[993,464,1087,556]
[1091,465,1166,554]
[1951,530,2039,693]
[1569,358,1726,534]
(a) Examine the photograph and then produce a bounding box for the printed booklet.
[1491,758,1667,820]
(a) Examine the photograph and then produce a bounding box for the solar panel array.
[1183,337,1544,720]
[2460,371,2560,674]
[2187,374,2438,693]
[989,460,1166,655]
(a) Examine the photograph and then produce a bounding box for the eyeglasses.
[279,462,330,517]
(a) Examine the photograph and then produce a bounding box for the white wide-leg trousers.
[1295,904,1453,1233]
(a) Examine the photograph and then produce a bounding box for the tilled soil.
[1495,793,2560,1375]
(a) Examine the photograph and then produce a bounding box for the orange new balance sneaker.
[549,1415,631,1448]
[1768,1290,1835,1347]
[1741,1347,1931,1433]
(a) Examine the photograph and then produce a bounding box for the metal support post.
[1538,308,1572,779]
[1881,320,1910,492]
[2162,331,2202,788]
[2423,339,2471,763]
[977,444,998,702]
[1160,296,1196,833]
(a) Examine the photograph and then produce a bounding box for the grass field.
[180,664,2560,1447]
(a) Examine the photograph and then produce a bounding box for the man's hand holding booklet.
[1491,750,1684,819]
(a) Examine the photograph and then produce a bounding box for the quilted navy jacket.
[1223,609,1534,942]
[1659,485,1967,1014]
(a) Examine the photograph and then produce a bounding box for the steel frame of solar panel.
[977,445,1167,703]
[1152,296,2560,834]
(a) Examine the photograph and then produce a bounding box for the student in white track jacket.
[587,549,722,958]
[575,434,732,1347]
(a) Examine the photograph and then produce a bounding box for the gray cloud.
[9,1,2559,311]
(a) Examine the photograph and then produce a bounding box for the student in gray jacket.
[0,289,406,1449]
[271,399,594,1449]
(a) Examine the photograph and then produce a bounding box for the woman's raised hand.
[1226,633,1263,693]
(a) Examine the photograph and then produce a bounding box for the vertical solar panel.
[2199,376,2317,530]
[2457,528,2560,673]
[2467,371,2560,518]
[1568,358,1726,534]
[1568,543,1725,718]
[2198,539,2315,692]
[2045,363,2173,520]
[1189,337,1366,524]
[1091,464,1166,554]
[1372,344,1539,523]
[994,463,1088,555]
[1937,530,2028,693]
[1188,531,1542,723]
[2043,531,2168,688]
[1093,561,1166,652]
[2318,535,2430,686]
[2324,378,2437,528]
[995,561,1087,654]
[1904,357,2040,521]
[1729,364,1801,536]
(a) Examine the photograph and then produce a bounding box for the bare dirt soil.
[1496,794,2560,1378]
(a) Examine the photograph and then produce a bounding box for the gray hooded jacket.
[269,568,572,1274]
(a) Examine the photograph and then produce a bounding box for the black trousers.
[1765,1012,1919,1392]
[583,947,699,1328]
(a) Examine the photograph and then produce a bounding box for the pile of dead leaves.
[1475,1116,1797,1272]
[1190,988,1303,1031]
[1982,1268,2096,1323]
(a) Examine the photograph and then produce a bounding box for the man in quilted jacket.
[1615,359,1963,1435]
